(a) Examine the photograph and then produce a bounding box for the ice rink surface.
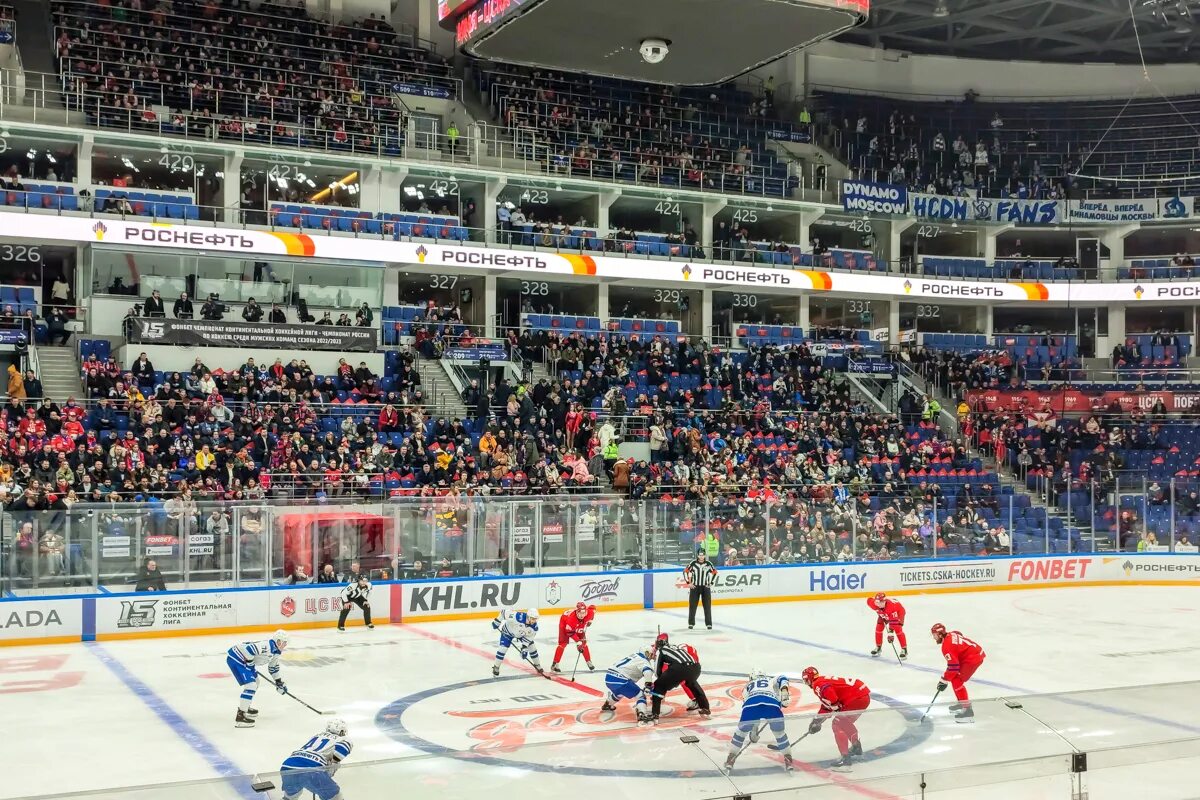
[6,585,1200,800]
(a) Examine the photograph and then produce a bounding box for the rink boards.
[2,552,1197,646]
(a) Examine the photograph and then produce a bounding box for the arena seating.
[820,90,1200,198]
[1121,256,1199,280]
[478,64,796,197]
[52,0,453,153]
[269,205,467,239]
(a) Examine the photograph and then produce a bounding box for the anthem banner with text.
[132,318,378,352]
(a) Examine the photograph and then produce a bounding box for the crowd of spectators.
[481,65,792,196]
[53,0,453,151]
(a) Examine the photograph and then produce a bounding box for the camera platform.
[458,0,867,85]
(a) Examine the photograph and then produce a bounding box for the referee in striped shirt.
[683,549,718,629]
[338,575,375,631]
[651,640,710,718]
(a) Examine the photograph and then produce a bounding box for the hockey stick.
[888,637,903,665]
[256,671,333,715]
[918,687,943,723]
[569,647,583,682]
[516,646,553,680]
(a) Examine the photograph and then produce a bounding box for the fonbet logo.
[1006,558,1092,583]
[378,672,927,777]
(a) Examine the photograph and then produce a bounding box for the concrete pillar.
[887,219,915,272]
[597,282,609,322]
[982,224,1013,264]
[701,198,728,253]
[359,164,405,218]
[483,275,497,337]
[798,293,809,333]
[888,300,900,346]
[598,189,620,235]
[77,136,94,186]
[980,303,993,338]
[1099,224,1137,280]
[222,150,243,224]
[701,288,713,341]
[483,176,506,244]
[799,208,824,250]
[1108,303,1126,347]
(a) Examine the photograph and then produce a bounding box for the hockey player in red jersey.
[653,633,704,711]
[867,592,907,659]
[931,623,985,722]
[801,667,871,770]
[551,602,596,672]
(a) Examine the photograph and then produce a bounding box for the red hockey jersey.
[940,631,985,678]
[868,597,906,626]
[558,605,595,639]
[811,675,871,714]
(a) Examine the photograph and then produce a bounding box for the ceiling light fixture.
[931,0,950,18]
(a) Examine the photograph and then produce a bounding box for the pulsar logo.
[139,321,166,338]
[579,577,620,602]
[415,245,428,263]
[117,599,157,628]
[92,221,108,240]
[972,199,993,220]
[545,581,562,606]
[280,597,296,618]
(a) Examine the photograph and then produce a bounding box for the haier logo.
[809,569,866,592]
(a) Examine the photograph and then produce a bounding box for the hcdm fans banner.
[0,554,1197,645]
[132,318,378,352]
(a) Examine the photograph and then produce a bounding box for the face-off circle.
[376,671,932,778]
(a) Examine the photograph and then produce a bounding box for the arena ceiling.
[839,0,1200,63]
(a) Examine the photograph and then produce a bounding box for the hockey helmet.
[526,607,540,621]
[873,592,888,609]
[801,666,819,686]
[274,629,289,649]
[930,622,947,642]
[326,718,348,737]
[575,601,589,618]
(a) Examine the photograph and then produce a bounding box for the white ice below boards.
[4,585,1199,800]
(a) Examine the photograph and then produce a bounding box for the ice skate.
[235,710,256,728]
[586,661,595,671]
[686,700,700,712]
[551,663,562,673]
[246,708,259,717]
[899,648,908,659]
[491,663,500,677]
[850,740,863,757]
[783,753,794,772]
[636,709,655,725]
[830,754,854,772]
[722,753,737,774]
[954,705,975,723]
[948,701,965,712]
[697,707,711,717]
[870,646,881,657]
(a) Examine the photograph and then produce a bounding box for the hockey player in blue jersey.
[280,718,352,800]
[723,669,794,773]
[226,630,288,727]
[491,607,542,677]
[601,647,656,723]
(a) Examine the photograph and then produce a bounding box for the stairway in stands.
[36,345,83,400]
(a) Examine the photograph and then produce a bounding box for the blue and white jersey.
[227,638,284,676]
[741,674,788,721]
[607,652,654,684]
[493,610,538,643]
[282,734,353,772]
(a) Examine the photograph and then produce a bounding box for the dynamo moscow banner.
[132,318,378,352]
[841,181,908,215]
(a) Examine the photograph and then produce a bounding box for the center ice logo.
[377,672,929,778]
